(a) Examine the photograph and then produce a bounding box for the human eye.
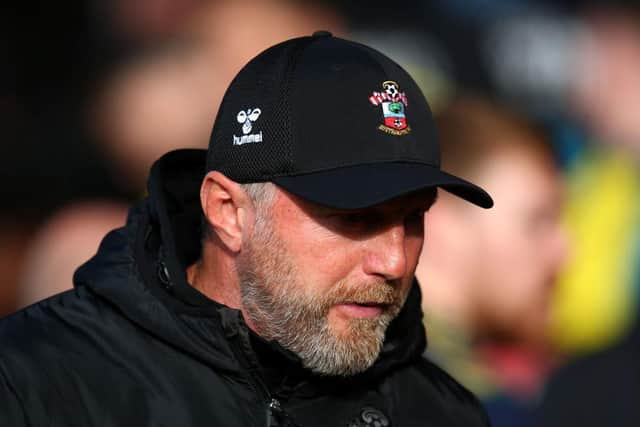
[327,210,381,234]
[334,212,369,227]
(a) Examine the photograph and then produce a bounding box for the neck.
[186,240,262,335]
[187,240,243,311]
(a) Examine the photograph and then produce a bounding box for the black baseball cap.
[207,31,493,209]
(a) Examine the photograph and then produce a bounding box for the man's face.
[470,149,568,344]
[237,187,435,376]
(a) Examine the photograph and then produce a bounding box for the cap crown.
[207,33,440,182]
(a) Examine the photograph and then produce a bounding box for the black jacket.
[0,150,489,427]
[536,319,640,427]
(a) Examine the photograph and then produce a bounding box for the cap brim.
[272,163,493,210]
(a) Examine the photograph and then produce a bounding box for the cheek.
[405,235,424,273]
[480,225,552,301]
[279,222,363,289]
[398,236,423,291]
[475,220,525,281]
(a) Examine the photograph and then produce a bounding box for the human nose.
[362,222,408,280]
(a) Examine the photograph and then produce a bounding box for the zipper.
[266,396,301,427]
[266,398,282,427]
[220,310,300,426]
[221,313,291,426]
[228,335,278,426]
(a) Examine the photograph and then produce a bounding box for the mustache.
[323,280,400,307]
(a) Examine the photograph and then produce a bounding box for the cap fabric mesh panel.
[207,37,313,182]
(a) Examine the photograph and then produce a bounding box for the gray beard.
[237,222,405,377]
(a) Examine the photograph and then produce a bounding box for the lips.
[336,302,390,319]
[328,282,398,320]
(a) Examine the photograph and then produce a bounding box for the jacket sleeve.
[0,365,29,426]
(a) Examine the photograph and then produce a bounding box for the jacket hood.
[74,149,427,380]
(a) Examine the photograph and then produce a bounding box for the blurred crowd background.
[3,0,640,426]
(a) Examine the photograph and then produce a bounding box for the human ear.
[200,171,254,253]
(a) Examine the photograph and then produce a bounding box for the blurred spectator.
[16,202,127,309]
[549,2,640,354]
[1,1,135,317]
[93,0,344,191]
[572,3,640,153]
[416,97,568,427]
[533,4,640,426]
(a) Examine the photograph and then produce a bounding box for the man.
[1,32,493,426]
[415,97,568,426]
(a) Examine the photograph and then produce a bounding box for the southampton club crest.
[369,81,411,136]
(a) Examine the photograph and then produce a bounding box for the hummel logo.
[237,108,261,134]
[233,107,263,145]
